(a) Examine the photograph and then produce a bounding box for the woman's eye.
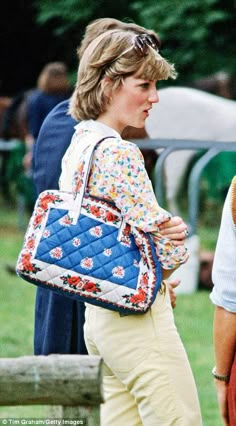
[140,83,149,89]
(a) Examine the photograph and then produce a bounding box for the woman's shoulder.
[98,137,144,165]
[101,136,141,154]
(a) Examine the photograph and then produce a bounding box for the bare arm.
[213,306,236,426]
[214,306,236,376]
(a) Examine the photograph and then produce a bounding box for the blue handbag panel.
[35,208,142,289]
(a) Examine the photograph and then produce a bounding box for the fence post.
[46,405,100,425]
[0,355,103,425]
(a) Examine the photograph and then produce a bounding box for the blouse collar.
[74,119,121,139]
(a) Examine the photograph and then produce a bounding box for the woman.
[33,18,190,357]
[60,25,202,425]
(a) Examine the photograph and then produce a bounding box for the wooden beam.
[0,355,103,406]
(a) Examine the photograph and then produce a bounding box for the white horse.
[145,86,236,213]
[146,87,236,293]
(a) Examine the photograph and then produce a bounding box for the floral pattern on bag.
[59,215,73,226]
[33,208,45,229]
[112,266,125,278]
[43,230,51,238]
[80,257,93,269]
[17,252,41,274]
[83,200,120,225]
[39,193,62,211]
[103,248,112,256]
[128,288,147,306]
[90,226,102,237]
[61,275,83,288]
[32,192,63,230]
[72,237,81,247]
[50,247,63,259]
[25,235,36,250]
[61,274,101,294]
[123,271,150,307]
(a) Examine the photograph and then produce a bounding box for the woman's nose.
[149,88,159,104]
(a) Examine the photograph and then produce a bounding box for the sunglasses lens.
[134,34,159,56]
[146,35,158,49]
[134,37,148,55]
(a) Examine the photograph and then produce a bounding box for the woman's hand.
[159,216,189,246]
[166,278,181,309]
[214,380,229,426]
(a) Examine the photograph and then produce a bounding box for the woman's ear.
[101,76,113,99]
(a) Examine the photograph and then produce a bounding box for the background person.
[27,61,71,142]
[59,24,202,425]
[15,62,70,200]
[210,175,236,426]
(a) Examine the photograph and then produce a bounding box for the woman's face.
[98,75,159,134]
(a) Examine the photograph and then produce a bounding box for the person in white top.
[210,176,236,426]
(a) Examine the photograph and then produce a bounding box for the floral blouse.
[59,120,188,270]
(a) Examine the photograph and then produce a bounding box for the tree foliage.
[33,0,236,84]
[132,0,236,82]
[33,0,138,33]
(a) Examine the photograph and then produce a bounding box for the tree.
[33,0,139,83]
[34,0,137,33]
[132,0,236,83]
[33,0,236,84]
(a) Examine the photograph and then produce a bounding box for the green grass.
[0,202,222,424]
[174,292,221,426]
[0,204,45,418]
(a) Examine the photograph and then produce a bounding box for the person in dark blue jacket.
[33,18,188,356]
[33,99,74,194]
[33,98,88,354]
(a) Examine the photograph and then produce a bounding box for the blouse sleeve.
[210,184,236,312]
[92,140,188,270]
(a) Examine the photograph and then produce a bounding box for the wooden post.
[0,355,103,425]
[46,405,100,425]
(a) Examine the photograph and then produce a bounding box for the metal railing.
[1,137,236,235]
[0,138,20,151]
[136,138,236,236]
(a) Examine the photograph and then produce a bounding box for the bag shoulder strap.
[69,134,115,223]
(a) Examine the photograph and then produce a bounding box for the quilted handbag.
[16,135,162,314]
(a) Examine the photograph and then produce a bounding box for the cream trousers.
[84,286,202,426]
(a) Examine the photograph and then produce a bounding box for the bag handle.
[66,134,138,243]
[68,136,114,224]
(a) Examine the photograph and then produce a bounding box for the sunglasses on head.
[133,34,160,56]
[104,32,160,67]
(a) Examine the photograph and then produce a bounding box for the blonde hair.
[37,62,70,94]
[78,18,161,59]
[70,29,176,121]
